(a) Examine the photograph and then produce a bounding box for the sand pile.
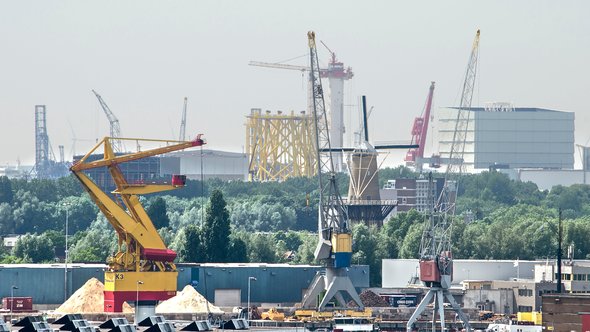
[55,277,134,313]
[156,285,222,314]
[56,278,105,313]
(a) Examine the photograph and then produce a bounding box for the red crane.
[405,81,435,172]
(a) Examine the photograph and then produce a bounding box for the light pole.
[63,202,71,302]
[10,285,18,323]
[135,280,144,324]
[247,277,257,321]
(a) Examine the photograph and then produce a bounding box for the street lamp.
[10,285,18,323]
[63,202,71,302]
[247,277,257,321]
[135,280,144,324]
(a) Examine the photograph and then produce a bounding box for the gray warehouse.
[438,106,574,170]
[0,263,369,308]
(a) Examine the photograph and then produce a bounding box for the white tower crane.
[249,44,353,173]
[406,29,481,332]
[92,90,124,153]
[179,97,188,141]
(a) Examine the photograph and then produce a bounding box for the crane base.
[301,267,363,311]
[406,287,471,332]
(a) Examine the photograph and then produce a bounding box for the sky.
[1,1,589,168]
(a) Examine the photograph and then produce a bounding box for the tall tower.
[322,54,353,173]
[34,105,50,178]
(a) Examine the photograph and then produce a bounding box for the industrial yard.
[2,2,590,332]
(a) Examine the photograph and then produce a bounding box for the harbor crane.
[92,90,124,153]
[405,82,436,173]
[70,135,205,314]
[406,30,481,332]
[300,31,362,311]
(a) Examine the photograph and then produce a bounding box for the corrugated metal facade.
[0,263,369,306]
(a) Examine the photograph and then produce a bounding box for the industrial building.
[73,148,248,192]
[380,177,448,213]
[161,149,248,181]
[0,263,369,309]
[437,106,575,171]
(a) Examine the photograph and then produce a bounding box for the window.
[518,305,533,312]
[518,288,533,297]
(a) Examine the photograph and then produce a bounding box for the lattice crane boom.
[92,90,124,153]
[407,30,481,332]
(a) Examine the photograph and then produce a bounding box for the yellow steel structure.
[246,108,317,181]
[70,135,205,312]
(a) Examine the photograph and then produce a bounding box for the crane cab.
[171,174,187,186]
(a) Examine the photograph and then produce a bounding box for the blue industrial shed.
[0,263,369,308]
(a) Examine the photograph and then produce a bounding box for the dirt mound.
[348,290,389,307]
[156,285,222,314]
[56,278,105,313]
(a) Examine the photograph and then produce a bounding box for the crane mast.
[179,97,188,141]
[407,30,480,332]
[301,31,361,311]
[92,90,124,153]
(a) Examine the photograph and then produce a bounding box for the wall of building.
[438,107,575,171]
[542,294,590,332]
[0,263,369,307]
[382,259,538,288]
[161,150,248,181]
[462,289,514,314]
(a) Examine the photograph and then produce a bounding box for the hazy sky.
[1,1,589,168]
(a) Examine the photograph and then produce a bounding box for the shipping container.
[1,297,33,312]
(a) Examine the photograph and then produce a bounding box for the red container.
[171,174,187,186]
[2,297,33,312]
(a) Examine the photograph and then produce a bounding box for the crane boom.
[92,90,124,153]
[249,61,309,72]
[179,97,187,141]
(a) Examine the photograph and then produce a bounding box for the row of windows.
[554,273,590,281]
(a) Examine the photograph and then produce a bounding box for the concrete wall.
[382,259,537,288]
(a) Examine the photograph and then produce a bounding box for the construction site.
[1,4,590,332]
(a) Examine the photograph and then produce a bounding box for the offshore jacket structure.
[70,135,205,312]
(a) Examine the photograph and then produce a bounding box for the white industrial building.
[161,149,249,181]
[438,106,575,171]
[382,259,539,288]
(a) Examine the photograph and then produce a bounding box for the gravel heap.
[55,277,133,313]
[156,285,222,314]
[348,290,390,307]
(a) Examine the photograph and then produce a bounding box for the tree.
[13,233,55,263]
[202,189,231,262]
[228,237,249,263]
[0,176,14,204]
[147,197,171,229]
[179,224,206,262]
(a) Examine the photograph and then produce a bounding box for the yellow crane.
[70,135,205,313]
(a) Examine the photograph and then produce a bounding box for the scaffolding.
[246,109,316,181]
